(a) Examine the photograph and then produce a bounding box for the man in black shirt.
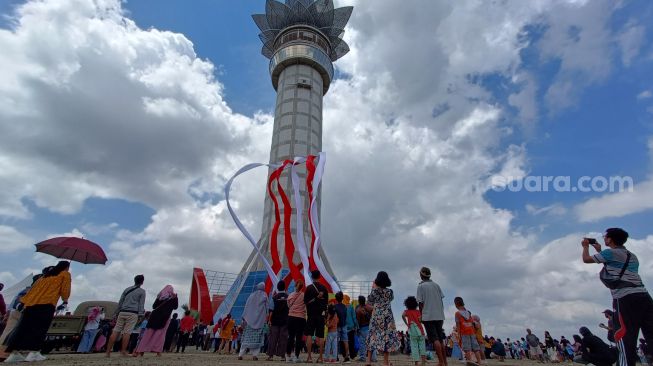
[304,270,328,363]
[266,281,289,361]
[574,327,617,366]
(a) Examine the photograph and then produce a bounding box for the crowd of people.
[0,227,651,366]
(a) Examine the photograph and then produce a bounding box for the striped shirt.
[593,247,647,299]
[20,271,71,307]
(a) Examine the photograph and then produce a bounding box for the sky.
[1,0,653,342]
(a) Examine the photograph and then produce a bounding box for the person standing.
[211,318,221,352]
[164,313,179,352]
[176,310,195,353]
[344,294,358,361]
[286,279,306,362]
[4,261,71,363]
[544,331,555,361]
[450,326,463,361]
[454,296,482,364]
[304,270,328,363]
[526,328,543,362]
[77,306,105,353]
[356,295,377,362]
[105,274,146,358]
[472,315,487,364]
[416,267,447,366]
[582,228,653,366]
[334,291,351,362]
[402,296,427,366]
[218,314,235,354]
[238,282,269,360]
[324,304,339,363]
[600,309,616,343]
[266,280,289,361]
[0,275,37,360]
[134,285,179,357]
[367,271,400,366]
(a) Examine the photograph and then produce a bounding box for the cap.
[420,267,431,278]
[603,309,614,315]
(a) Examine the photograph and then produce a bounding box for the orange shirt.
[220,319,235,339]
[455,310,475,336]
[21,271,71,307]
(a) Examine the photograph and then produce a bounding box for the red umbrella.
[35,237,108,265]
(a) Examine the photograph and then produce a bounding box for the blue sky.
[1,0,653,340]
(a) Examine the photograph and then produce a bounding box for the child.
[401,296,426,366]
[325,304,339,363]
[454,297,482,365]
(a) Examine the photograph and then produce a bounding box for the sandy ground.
[34,350,547,366]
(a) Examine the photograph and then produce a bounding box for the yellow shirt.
[220,319,235,339]
[475,324,484,344]
[20,271,71,307]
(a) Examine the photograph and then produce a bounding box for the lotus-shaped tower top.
[253,0,353,61]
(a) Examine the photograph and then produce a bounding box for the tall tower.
[213,0,352,323]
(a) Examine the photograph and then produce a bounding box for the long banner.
[224,153,340,293]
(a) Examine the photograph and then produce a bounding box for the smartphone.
[585,238,597,244]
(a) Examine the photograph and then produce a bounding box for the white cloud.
[539,2,618,112]
[0,272,17,285]
[575,180,653,222]
[0,0,646,341]
[0,225,32,253]
[0,0,257,218]
[617,20,646,66]
[638,90,652,100]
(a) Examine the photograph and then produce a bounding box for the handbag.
[599,251,637,289]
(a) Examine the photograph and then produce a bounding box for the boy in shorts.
[454,297,482,365]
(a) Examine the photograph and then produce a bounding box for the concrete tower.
[213,0,352,323]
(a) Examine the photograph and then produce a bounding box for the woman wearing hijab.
[238,282,269,360]
[133,285,179,357]
[77,306,104,353]
[4,261,71,363]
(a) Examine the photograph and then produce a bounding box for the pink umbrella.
[35,237,108,265]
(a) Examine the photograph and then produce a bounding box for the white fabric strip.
[224,162,280,286]
[309,153,340,292]
[290,156,313,285]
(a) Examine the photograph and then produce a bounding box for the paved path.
[39,351,540,366]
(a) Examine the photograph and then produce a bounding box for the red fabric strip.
[265,162,290,293]
[306,155,317,271]
[277,160,302,283]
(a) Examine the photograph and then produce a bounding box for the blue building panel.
[213,269,290,325]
